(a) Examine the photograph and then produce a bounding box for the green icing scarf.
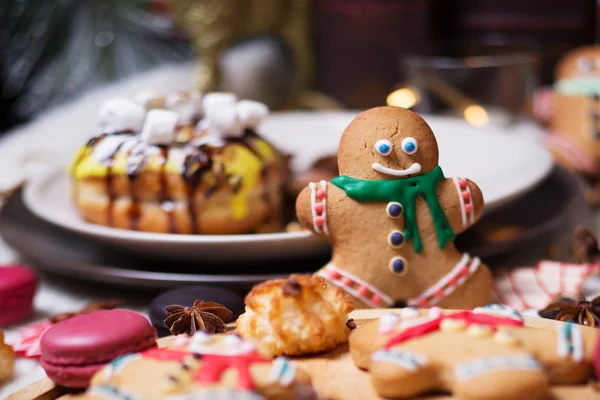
[331,165,454,254]
[555,77,600,96]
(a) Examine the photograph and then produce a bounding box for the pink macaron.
[0,265,37,327]
[40,309,157,388]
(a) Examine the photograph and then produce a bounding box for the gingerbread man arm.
[437,177,484,235]
[296,180,337,242]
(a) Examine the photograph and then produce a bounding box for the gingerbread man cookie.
[296,106,493,309]
[349,305,597,400]
[549,46,600,204]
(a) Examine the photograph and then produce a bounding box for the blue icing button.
[388,230,405,248]
[389,256,407,275]
[386,202,403,218]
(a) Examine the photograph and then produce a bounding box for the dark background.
[0,0,596,132]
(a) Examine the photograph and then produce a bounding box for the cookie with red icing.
[296,106,493,309]
[66,333,316,400]
[349,305,597,400]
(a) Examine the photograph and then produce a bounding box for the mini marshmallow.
[140,109,179,145]
[166,90,202,122]
[236,100,269,129]
[202,92,238,114]
[208,106,244,138]
[134,90,165,110]
[98,97,146,133]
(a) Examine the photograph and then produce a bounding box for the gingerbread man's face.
[556,45,600,80]
[337,107,439,180]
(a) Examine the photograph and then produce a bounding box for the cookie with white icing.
[65,333,316,400]
[349,306,596,400]
[296,106,493,309]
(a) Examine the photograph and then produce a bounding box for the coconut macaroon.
[69,91,285,234]
[236,275,355,357]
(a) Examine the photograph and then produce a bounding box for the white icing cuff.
[140,109,179,145]
[98,97,146,133]
[236,100,269,129]
[134,90,165,110]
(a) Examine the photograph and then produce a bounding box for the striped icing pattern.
[308,181,329,235]
[371,349,427,371]
[454,355,541,382]
[318,264,394,308]
[556,323,584,362]
[268,357,297,386]
[452,177,474,227]
[87,386,139,400]
[103,354,142,379]
[408,254,480,307]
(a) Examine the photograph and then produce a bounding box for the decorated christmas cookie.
[548,45,600,204]
[349,305,597,400]
[296,106,493,309]
[67,333,316,400]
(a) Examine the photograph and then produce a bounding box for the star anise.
[50,299,123,323]
[571,225,600,263]
[164,300,232,335]
[539,295,600,327]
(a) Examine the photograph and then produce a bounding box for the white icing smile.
[372,162,422,177]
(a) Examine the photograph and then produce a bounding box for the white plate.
[23,112,552,261]
[260,112,553,210]
[23,171,330,261]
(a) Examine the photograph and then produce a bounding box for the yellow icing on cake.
[252,137,278,163]
[222,144,263,219]
[69,134,276,220]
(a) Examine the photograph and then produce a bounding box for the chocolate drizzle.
[126,142,145,230]
[182,148,213,234]
[230,130,263,159]
[105,141,126,227]
[78,130,272,234]
[159,147,176,233]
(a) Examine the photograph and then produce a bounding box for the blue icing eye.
[374,139,393,156]
[401,137,418,155]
